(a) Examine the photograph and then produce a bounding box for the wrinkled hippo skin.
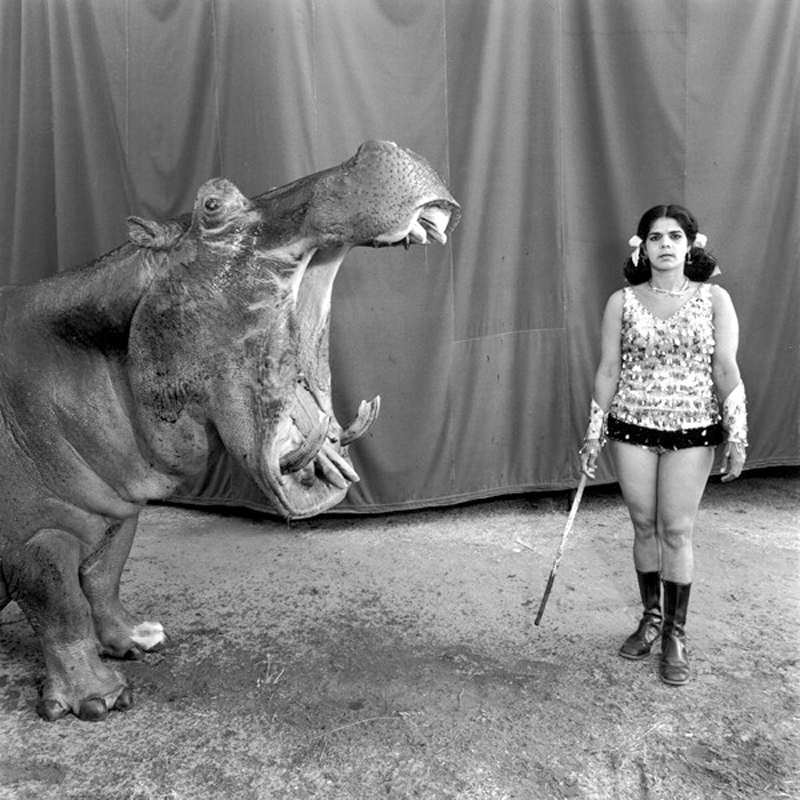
[0,141,460,721]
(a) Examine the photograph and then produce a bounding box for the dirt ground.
[0,466,797,800]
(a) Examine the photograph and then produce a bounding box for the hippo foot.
[37,687,134,723]
[35,642,134,722]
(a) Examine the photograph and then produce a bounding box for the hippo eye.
[204,196,222,213]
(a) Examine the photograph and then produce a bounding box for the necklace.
[648,278,690,297]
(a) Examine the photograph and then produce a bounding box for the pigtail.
[684,247,719,282]
[623,255,649,285]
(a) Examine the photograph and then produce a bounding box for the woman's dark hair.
[623,204,718,284]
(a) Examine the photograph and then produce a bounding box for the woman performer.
[580,204,748,686]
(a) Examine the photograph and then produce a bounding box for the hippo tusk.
[314,444,360,489]
[279,415,331,473]
[340,397,381,446]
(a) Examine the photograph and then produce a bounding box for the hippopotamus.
[0,140,460,721]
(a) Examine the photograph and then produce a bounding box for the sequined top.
[609,284,720,431]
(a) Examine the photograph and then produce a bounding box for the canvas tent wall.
[1,0,797,514]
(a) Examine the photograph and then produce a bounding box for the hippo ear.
[127,216,185,250]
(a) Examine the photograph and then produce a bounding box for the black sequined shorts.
[607,415,724,454]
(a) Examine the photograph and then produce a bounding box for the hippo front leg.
[80,515,167,659]
[8,528,132,721]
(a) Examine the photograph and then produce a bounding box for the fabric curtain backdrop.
[1,0,798,514]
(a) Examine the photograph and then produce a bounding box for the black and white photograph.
[0,1,797,798]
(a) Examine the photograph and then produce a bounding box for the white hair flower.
[628,235,643,265]
[694,232,707,248]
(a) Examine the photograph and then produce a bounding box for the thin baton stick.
[534,473,588,626]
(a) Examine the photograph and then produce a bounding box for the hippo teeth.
[418,206,451,244]
[279,415,330,472]
[408,222,428,245]
[373,203,452,247]
[314,442,360,488]
[277,434,360,489]
[340,396,381,446]
[274,403,370,488]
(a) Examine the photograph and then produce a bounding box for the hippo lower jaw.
[263,386,376,520]
[258,201,455,519]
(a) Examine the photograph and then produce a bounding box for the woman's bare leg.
[610,442,661,571]
[655,446,715,583]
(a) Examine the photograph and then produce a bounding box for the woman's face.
[645,217,689,271]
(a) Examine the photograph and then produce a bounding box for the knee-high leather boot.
[660,580,691,686]
[619,570,662,659]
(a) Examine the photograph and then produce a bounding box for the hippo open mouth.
[267,201,456,517]
[260,196,457,516]
[150,140,462,520]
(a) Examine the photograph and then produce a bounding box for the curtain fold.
[1,0,797,516]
